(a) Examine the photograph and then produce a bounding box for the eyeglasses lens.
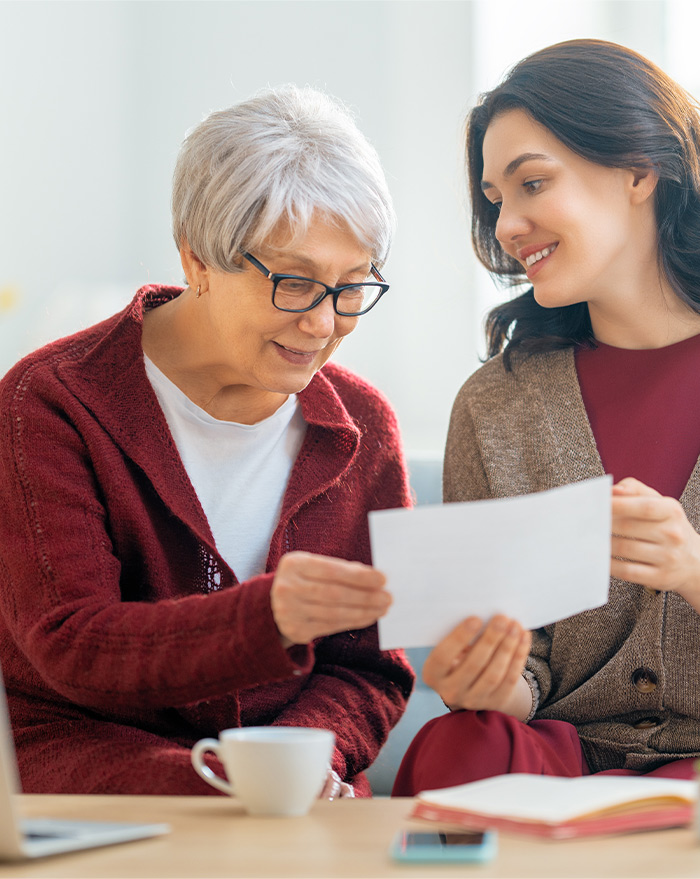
[274,279,384,315]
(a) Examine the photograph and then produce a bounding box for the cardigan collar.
[494,348,700,523]
[519,348,604,486]
[56,286,362,548]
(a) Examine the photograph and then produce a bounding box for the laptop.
[0,669,169,860]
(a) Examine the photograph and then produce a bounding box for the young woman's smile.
[518,242,559,278]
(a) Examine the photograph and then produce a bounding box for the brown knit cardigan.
[444,347,700,772]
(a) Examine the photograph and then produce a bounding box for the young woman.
[393,39,700,795]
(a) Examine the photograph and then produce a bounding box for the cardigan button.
[633,717,659,729]
[632,667,658,693]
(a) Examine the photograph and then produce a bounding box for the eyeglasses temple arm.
[370,264,387,283]
[242,252,273,279]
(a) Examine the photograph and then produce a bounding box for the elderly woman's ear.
[179,241,209,294]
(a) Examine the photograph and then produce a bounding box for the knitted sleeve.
[525,630,554,709]
[0,362,310,716]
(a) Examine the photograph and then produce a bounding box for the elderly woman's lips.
[273,342,320,364]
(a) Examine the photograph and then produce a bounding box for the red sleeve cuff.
[233,573,314,681]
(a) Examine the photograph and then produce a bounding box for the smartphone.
[389,829,498,863]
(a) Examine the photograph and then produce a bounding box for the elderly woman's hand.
[319,767,355,800]
[271,551,392,646]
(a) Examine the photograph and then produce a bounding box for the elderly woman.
[0,86,414,798]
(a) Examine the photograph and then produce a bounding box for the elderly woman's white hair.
[172,85,395,272]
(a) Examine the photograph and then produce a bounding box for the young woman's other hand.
[612,477,700,608]
[422,615,532,719]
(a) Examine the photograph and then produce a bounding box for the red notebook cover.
[410,774,696,839]
[411,800,694,840]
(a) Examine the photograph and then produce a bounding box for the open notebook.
[412,773,697,839]
[0,668,169,860]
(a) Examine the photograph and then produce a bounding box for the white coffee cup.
[191,726,335,816]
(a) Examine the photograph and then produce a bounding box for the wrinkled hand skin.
[270,551,392,646]
[320,767,355,800]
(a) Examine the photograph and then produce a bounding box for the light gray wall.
[0,0,683,456]
[0,0,475,456]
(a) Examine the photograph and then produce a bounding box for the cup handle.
[191,738,235,795]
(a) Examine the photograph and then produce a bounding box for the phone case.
[389,829,498,863]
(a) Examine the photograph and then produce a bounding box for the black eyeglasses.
[242,252,389,316]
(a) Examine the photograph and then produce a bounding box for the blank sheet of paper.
[370,476,612,650]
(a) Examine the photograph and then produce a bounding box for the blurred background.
[0,0,695,458]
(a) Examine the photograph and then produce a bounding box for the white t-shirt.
[144,355,307,581]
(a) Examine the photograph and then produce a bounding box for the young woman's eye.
[523,179,544,194]
[489,200,502,213]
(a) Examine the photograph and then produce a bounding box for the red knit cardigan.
[0,286,414,796]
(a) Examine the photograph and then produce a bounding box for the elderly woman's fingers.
[279,577,391,609]
[272,597,391,644]
[273,559,392,611]
[278,551,387,590]
[319,768,342,800]
[318,768,355,800]
[270,551,393,644]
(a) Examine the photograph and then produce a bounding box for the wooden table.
[2,795,700,878]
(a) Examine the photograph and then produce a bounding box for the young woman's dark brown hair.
[393,40,700,798]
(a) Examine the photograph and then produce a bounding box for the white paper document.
[370,476,612,650]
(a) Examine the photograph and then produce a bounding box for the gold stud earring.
[195,286,202,298]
